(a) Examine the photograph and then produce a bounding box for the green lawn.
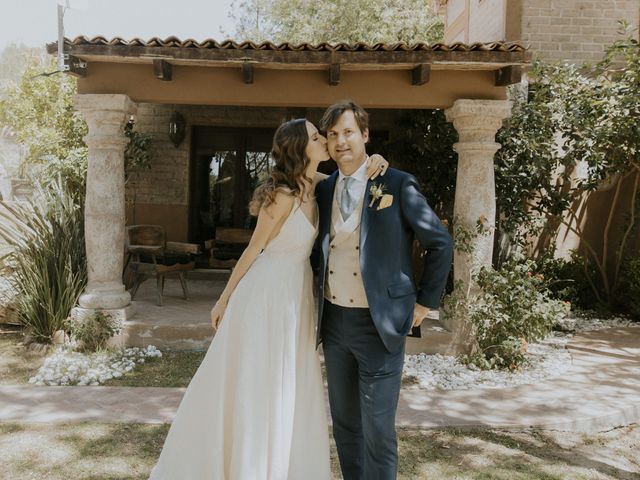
[0,422,638,479]
[0,327,205,388]
[102,349,205,388]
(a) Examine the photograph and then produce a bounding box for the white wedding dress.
[149,200,331,479]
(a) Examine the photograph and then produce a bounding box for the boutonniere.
[368,183,394,210]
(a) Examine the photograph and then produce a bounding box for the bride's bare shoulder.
[261,190,295,218]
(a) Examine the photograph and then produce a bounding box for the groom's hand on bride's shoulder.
[365,154,389,180]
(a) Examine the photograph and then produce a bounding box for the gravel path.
[403,315,638,391]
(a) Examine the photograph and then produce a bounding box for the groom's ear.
[363,128,369,144]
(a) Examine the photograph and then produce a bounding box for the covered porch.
[47,36,531,352]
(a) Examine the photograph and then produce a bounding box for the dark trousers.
[321,300,405,480]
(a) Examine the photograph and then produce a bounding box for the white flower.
[28,344,163,386]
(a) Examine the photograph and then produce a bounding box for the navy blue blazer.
[311,168,454,352]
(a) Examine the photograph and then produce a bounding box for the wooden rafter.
[153,59,172,81]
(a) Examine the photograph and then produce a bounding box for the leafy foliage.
[124,120,153,176]
[224,0,444,44]
[64,310,122,352]
[450,258,570,370]
[385,109,457,217]
[0,57,87,167]
[0,55,153,197]
[0,44,47,86]
[495,26,640,307]
[0,178,86,343]
[618,256,640,318]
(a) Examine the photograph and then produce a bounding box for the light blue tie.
[339,176,356,221]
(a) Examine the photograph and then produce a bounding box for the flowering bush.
[452,257,570,370]
[28,343,162,386]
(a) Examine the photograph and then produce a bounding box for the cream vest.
[324,192,369,308]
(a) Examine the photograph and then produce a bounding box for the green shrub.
[618,256,640,318]
[459,257,570,370]
[0,178,86,343]
[65,310,122,352]
[533,249,603,311]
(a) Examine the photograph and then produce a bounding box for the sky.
[1,0,237,52]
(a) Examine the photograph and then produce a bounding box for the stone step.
[123,319,213,350]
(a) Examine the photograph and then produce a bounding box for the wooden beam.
[329,64,340,86]
[241,62,254,84]
[66,55,87,77]
[283,107,307,120]
[495,65,522,86]
[153,59,172,81]
[411,64,430,85]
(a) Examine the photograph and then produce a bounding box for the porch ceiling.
[47,37,532,109]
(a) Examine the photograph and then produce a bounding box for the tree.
[495,25,640,308]
[224,0,444,45]
[0,44,47,87]
[0,52,153,203]
[0,55,87,172]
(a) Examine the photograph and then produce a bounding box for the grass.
[102,349,205,388]
[0,328,45,384]
[0,325,205,388]
[0,422,638,479]
[2,326,639,478]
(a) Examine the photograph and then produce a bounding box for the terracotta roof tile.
[61,36,528,53]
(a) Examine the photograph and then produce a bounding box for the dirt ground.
[0,422,638,479]
[2,326,639,479]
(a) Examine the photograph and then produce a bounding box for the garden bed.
[2,313,637,389]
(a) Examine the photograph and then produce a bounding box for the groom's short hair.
[319,100,369,134]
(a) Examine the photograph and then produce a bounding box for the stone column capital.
[74,93,136,116]
[445,99,512,144]
[74,94,137,149]
[444,99,512,122]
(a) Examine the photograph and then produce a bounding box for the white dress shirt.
[335,156,369,218]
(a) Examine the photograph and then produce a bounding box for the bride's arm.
[210,192,294,328]
[312,154,389,184]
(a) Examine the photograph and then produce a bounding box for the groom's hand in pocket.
[412,303,430,329]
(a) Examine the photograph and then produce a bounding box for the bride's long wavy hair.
[249,118,313,216]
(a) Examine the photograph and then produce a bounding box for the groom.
[312,100,453,479]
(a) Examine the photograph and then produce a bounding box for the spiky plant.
[0,177,86,343]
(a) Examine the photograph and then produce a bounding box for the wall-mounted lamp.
[168,111,186,147]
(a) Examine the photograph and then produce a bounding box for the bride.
[149,118,387,480]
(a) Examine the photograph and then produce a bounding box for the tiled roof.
[60,36,528,53]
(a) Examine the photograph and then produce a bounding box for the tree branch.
[602,171,624,276]
[613,170,640,293]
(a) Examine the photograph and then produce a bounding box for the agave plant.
[0,177,86,343]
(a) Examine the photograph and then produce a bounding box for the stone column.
[74,94,136,316]
[444,99,512,353]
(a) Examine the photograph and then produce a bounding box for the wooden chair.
[125,225,201,306]
[205,227,253,269]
